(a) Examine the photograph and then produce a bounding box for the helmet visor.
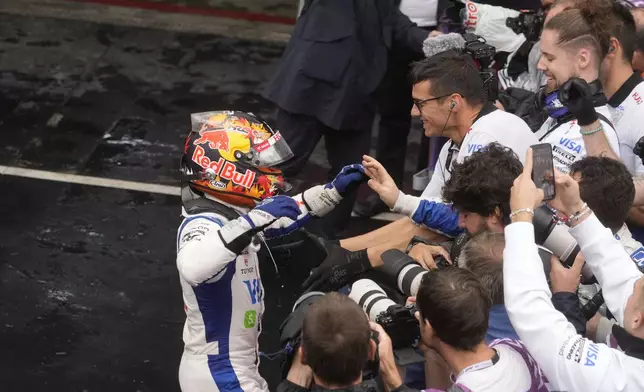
[250,132,294,167]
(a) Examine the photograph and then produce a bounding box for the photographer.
[374,268,549,392]
[459,232,520,341]
[534,4,621,171]
[278,292,377,392]
[302,144,524,292]
[504,149,644,391]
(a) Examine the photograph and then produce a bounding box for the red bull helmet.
[180,110,294,207]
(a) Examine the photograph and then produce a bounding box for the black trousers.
[375,36,429,187]
[276,108,372,236]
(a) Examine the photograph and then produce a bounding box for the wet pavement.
[0,11,408,392]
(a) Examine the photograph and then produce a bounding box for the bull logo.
[193,130,231,152]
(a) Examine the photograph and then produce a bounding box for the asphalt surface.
[0,12,391,391]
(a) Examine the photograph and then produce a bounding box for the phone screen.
[531,143,556,201]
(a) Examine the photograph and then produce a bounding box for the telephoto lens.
[533,205,581,267]
[349,279,420,356]
[379,249,428,297]
[349,279,398,322]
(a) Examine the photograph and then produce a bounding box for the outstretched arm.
[178,196,300,286]
[362,155,462,237]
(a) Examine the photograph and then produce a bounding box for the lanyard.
[452,349,500,382]
[444,142,459,174]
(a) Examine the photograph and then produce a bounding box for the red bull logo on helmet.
[193,130,231,152]
[192,146,256,189]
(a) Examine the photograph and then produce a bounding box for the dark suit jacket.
[264,0,427,131]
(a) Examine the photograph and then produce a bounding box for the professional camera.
[349,279,423,366]
[278,291,382,391]
[462,33,499,102]
[390,232,473,297]
[506,9,546,43]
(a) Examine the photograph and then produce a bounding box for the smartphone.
[531,143,556,201]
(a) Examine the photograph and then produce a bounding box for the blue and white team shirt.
[534,105,621,174]
[177,210,268,392]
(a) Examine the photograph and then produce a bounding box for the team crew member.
[505,149,644,392]
[409,51,537,204]
[600,1,644,176]
[357,51,537,233]
[372,268,549,392]
[534,4,620,172]
[301,52,538,278]
[176,111,366,392]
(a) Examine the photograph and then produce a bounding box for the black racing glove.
[559,78,598,126]
[302,246,372,293]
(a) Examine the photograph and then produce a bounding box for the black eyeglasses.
[412,94,451,112]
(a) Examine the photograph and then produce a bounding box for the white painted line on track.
[0,165,402,222]
[0,165,181,196]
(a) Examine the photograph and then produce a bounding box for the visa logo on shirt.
[584,343,600,366]
[243,279,263,305]
[467,144,484,154]
[631,248,644,270]
[559,138,582,153]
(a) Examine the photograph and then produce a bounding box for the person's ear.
[577,48,592,70]
[298,346,308,365]
[606,37,619,59]
[449,94,462,112]
[632,309,644,331]
[487,207,504,231]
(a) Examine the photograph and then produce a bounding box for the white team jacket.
[534,106,621,174]
[504,216,644,392]
[608,73,644,176]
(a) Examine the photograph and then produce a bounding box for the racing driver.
[176,111,366,392]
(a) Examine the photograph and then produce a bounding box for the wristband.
[347,248,372,272]
[580,124,603,136]
[405,235,437,254]
[509,208,534,219]
[566,203,591,226]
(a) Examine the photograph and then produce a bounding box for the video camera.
[506,9,546,43]
[349,279,423,366]
[462,33,499,102]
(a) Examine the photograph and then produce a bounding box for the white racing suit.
[504,215,644,392]
[176,194,313,392]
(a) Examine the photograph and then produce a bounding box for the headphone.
[450,100,456,110]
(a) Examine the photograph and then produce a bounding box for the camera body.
[375,303,419,351]
[349,279,423,366]
[506,10,546,43]
[462,33,499,102]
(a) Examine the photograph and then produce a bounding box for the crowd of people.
[174,0,644,391]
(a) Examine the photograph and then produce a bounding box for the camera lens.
[396,264,428,297]
[533,205,580,267]
[349,279,397,322]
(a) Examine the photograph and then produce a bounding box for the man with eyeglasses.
[407,51,538,204]
[302,52,538,292]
